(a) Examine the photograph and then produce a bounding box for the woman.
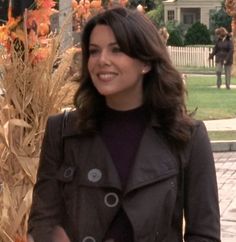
[28,7,221,242]
[209,27,233,89]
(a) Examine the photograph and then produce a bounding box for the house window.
[167,10,175,21]
[183,14,194,25]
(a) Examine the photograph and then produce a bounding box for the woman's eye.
[112,47,121,53]
[89,48,99,56]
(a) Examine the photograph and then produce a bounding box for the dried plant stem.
[0,24,79,241]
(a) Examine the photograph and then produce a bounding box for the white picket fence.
[167,46,215,68]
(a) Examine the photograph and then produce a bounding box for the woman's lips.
[97,73,117,81]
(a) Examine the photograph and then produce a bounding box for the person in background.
[28,7,221,242]
[209,27,233,89]
[158,27,169,46]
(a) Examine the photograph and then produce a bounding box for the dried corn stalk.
[0,29,79,241]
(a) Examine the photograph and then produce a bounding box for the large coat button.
[63,167,74,178]
[87,168,102,183]
[82,236,96,242]
[104,192,119,207]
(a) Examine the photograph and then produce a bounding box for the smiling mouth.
[97,73,117,81]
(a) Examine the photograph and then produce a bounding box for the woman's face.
[88,24,150,110]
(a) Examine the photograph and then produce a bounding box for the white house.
[163,0,222,28]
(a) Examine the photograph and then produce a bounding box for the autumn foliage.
[0,1,128,242]
[0,0,113,64]
[0,0,56,63]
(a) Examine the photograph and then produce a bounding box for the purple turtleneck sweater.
[100,106,147,242]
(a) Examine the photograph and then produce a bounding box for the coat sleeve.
[209,43,218,59]
[225,39,234,65]
[183,121,221,242]
[28,113,65,242]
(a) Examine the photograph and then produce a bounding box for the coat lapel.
[125,126,179,195]
[63,111,178,194]
[62,110,122,191]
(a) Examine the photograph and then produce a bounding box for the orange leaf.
[30,46,49,64]
[28,30,38,48]
[37,0,56,8]
[15,235,27,242]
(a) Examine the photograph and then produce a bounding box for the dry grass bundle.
[0,32,79,241]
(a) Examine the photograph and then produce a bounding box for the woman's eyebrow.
[89,42,118,47]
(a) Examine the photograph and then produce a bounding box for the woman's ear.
[142,63,151,74]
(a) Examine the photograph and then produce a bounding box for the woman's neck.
[105,99,143,111]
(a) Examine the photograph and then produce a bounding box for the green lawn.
[208,131,236,141]
[186,75,236,120]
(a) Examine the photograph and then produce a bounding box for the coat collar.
[62,110,161,137]
[62,110,178,194]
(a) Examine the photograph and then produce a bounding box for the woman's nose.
[98,50,111,66]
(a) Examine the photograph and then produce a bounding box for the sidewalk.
[204,118,236,131]
[214,152,236,242]
[203,118,236,152]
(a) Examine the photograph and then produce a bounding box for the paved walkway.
[204,118,236,132]
[203,118,236,152]
[198,118,236,241]
[214,152,236,242]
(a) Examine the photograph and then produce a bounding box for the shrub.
[166,20,185,46]
[184,22,212,45]
[167,30,184,46]
[209,1,232,35]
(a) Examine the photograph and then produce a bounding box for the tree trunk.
[231,16,236,76]
[59,0,73,51]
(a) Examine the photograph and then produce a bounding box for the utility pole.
[59,0,73,51]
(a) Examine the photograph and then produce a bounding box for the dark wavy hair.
[73,7,193,146]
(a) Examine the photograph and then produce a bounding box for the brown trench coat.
[28,111,221,242]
